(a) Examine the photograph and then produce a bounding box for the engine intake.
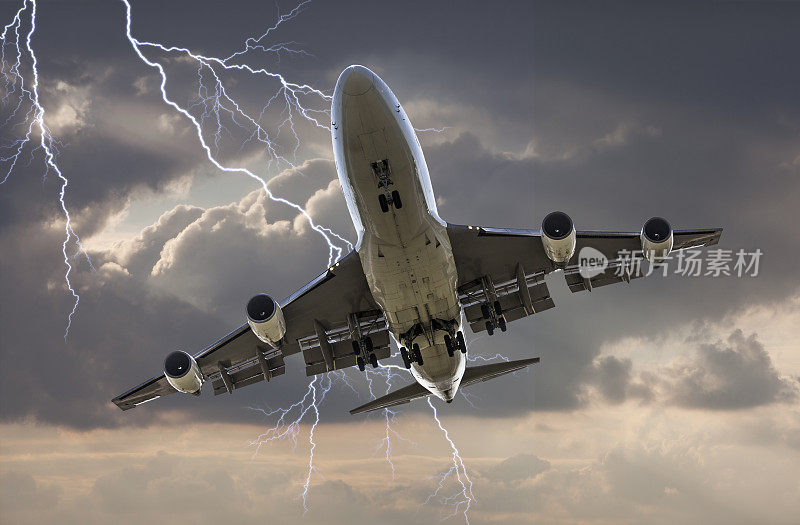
[246,294,286,347]
[541,211,576,265]
[164,350,203,394]
[640,217,673,262]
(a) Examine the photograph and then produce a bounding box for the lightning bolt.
[247,373,338,513]
[424,397,476,524]
[4,2,499,520]
[121,0,351,267]
[363,351,418,479]
[1,0,93,340]
[119,1,359,514]
[421,329,514,523]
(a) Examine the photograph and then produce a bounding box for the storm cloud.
[1,1,800,522]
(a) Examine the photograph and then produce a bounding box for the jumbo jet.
[113,66,722,414]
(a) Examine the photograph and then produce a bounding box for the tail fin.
[349,357,539,415]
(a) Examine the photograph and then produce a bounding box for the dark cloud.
[665,329,798,410]
[589,355,639,405]
[2,0,799,429]
[581,328,798,410]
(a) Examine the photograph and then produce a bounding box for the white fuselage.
[331,66,465,402]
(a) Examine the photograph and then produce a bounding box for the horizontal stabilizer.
[349,357,539,415]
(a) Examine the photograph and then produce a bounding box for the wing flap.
[459,268,554,334]
[211,353,286,395]
[112,250,384,409]
[305,346,392,376]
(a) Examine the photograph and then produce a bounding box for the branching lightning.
[419,331,515,523]
[424,397,476,524]
[1,0,93,340]
[247,373,339,513]
[3,2,501,521]
[363,352,418,479]
[121,0,351,267]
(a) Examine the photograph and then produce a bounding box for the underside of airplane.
[112,66,722,415]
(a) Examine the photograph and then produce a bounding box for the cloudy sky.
[1,1,799,523]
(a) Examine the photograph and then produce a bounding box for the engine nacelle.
[640,216,673,262]
[541,211,576,265]
[246,294,286,347]
[164,350,203,394]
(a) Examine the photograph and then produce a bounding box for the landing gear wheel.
[498,317,507,332]
[351,340,361,355]
[391,190,402,209]
[378,193,389,213]
[485,321,494,336]
[400,347,412,369]
[369,352,378,368]
[444,334,454,358]
[412,343,423,365]
[494,300,503,316]
[456,331,466,354]
[356,356,366,371]
[364,336,374,354]
[480,303,491,320]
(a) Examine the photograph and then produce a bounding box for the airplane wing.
[112,250,390,410]
[349,357,540,414]
[446,223,722,333]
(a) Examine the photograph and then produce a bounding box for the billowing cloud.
[665,329,798,409]
[2,5,800,523]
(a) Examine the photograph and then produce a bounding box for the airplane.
[112,65,722,415]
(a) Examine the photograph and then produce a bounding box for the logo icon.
[578,246,608,279]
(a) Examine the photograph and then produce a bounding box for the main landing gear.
[372,159,402,213]
[378,190,402,213]
[444,331,467,357]
[481,300,507,336]
[399,344,423,369]
[353,335,376,371]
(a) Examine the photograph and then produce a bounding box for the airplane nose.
[337,65,375,96]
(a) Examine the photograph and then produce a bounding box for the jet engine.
[541,211,576,265]
[163,350,203,394]
[640,217,673,262]
[246,293,286,347]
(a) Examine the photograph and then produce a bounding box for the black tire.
[391,190,402,209]
[369,352,378,368]
[378,193,389,213]
[456,331,466,353]
[444,334,454,357]
[494,300,503,316]
[485,321,494,336]
[412,343,423,365]
[364,336,374,353]
[480,303,491,320]
[498,317,507,332]
[400,347,411,369]
[356,356,366,371]
[351,340,361,355]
